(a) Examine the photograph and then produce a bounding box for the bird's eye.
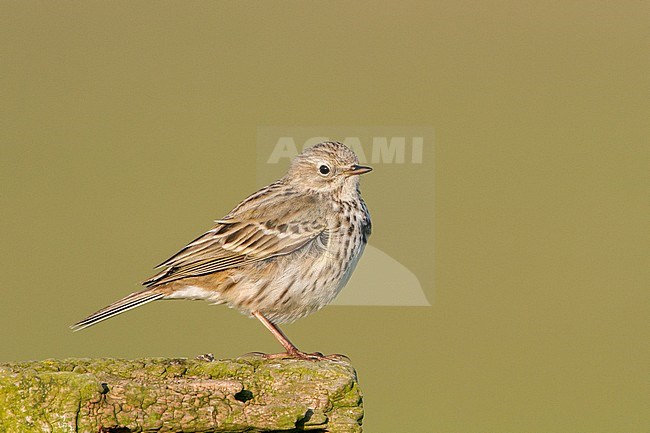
[318,164,331,176]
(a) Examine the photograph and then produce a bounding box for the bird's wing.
[144,193,326,287]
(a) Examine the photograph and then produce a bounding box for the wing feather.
[144,191,326,287]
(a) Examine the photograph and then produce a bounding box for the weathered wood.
[0,354,363,433]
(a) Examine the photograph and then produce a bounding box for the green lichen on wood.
[0,355,363,433]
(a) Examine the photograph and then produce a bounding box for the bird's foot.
[321,353,351,362]
[246,350,349,361]
[286,349,326,361]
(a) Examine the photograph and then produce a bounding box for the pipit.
[71,141,372,360]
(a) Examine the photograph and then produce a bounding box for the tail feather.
[70,290,164,332]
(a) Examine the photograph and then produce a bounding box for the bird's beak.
[346,164,373,176]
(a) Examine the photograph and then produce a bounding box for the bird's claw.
[249,350,349,362]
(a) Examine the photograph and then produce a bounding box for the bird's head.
[285,141,372,197]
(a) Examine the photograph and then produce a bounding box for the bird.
[71,141,372,360]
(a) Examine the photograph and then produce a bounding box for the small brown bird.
[72,141,372,360]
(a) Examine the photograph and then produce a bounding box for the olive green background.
[1,2,647,432]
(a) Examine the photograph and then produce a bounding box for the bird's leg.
[251,310,326,360]
[252,310,299,353]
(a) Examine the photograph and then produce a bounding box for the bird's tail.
[70,289,164,332]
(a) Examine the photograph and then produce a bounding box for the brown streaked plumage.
[71,141,372,360]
